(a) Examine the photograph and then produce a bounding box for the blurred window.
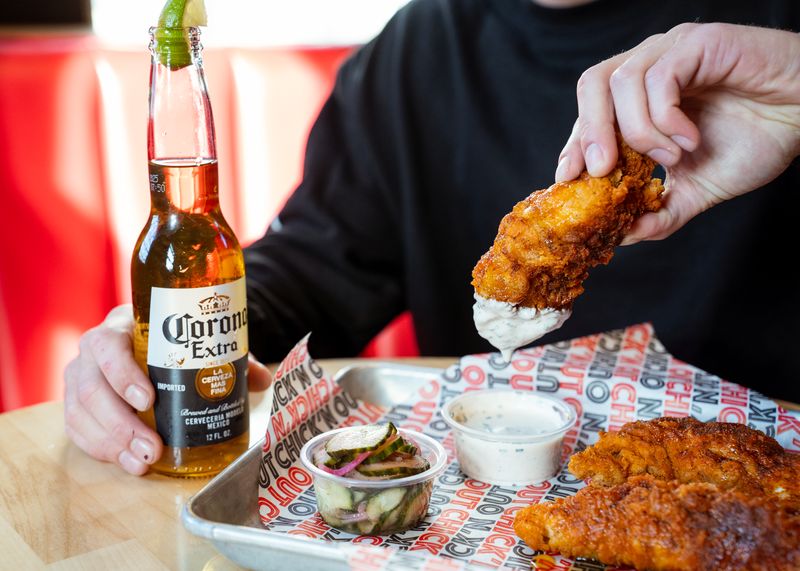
[91,0,411,47]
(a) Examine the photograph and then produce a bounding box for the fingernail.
[130,437,155,464]
[671,135,693,150]
[585,144,604,174]
[555,156,571,182]
[119,449,146,474]
[647,148,675,165]
[125,385,149,411]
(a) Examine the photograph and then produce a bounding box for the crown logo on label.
[198,293,230,315]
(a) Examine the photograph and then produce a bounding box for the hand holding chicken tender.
[557,23,800,243]
[472,139,663,358]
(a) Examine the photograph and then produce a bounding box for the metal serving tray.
[182,363,441,571]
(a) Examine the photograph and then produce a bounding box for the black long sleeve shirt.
[245,0,800,402]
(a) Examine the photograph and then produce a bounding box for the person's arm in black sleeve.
[244,31,407,362]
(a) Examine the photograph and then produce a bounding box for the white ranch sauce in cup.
[442,389,576,486]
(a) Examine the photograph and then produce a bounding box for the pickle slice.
[356,456,430,478]
[362,434,404,464]
[396,441,418,456]
[399,485,430,529]
[324,434,404,469]
[323,452,354,469]
[325,423,397,459]
[365,487,406,521]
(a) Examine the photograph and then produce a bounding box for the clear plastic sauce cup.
[442,389,576,486]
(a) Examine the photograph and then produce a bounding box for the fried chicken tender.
[568,417,800,501]
[514,476,800,571]
[472,140,663,309]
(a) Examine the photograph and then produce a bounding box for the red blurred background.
[0,27,417,412]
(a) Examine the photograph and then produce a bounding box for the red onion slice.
[337,502,370,523]
[320,451,371,477]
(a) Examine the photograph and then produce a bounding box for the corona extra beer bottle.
[131,25,249,477]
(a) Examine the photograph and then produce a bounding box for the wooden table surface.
[0,357,456,571]
[1,355,797,570]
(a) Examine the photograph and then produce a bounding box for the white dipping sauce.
[472,294,571,361]
[442,390,575,486]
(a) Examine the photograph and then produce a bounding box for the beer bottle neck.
[147,26,217,162]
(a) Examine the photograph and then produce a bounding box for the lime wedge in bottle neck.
[154,0,208,70]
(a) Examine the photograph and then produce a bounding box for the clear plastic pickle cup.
[300,428,446,535]
[442,389,576,486]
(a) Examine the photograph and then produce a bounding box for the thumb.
[621,209,677,245]
[247,353,272,391]
[622,180,711,244]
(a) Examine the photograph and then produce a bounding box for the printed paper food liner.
[258,324,800,571]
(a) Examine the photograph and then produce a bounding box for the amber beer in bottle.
[131,26,249,477]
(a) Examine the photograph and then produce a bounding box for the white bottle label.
[148,278,248,369]
[146,278,249,448]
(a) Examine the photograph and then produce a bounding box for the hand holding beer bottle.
[64,0,271,476]
[64,306,271,475]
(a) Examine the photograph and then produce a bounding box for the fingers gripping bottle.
[131,25,249,477]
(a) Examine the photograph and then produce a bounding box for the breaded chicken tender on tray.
[514,475,800,571]
[514,417,800,570]
[472,139,663,358]
[568,416,800,501]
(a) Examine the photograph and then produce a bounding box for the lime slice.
[154,0,208,70]
[158,0,207,28]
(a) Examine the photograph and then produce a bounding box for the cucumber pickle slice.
[356,456,430,477]
[365,488,406,521]
[396,442,418,456]
[325,423,397,459]
[315,478,353,512]
[362,434,404,464]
